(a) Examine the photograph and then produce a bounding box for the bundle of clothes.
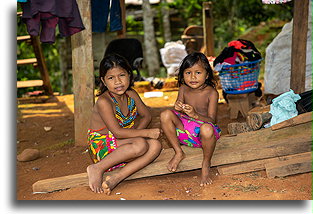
[19,0,85,43]
[213,39,262,71]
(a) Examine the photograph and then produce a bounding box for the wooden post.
[31,36,53,95]
[202,1,214,56]
[71,0,95,146]
[290,0,309,94]
[117,0,126,38]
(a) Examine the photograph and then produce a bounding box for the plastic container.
[218,59,262,94]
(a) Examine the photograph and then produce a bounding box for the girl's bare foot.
[102,175,120,195]
[200,164,213,186]
[86,164,104,193]
[167,152,185,172]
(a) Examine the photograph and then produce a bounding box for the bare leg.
[102,139,162,195]
[199,123,217,186]
[160,109,185,172]
[87,137,148,193]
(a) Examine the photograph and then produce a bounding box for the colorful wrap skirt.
[87,129,126,172]
[173,110,221,148]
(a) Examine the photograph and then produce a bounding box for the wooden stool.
[227,92,256,119]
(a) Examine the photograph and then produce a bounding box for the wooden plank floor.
[32,122,312,193]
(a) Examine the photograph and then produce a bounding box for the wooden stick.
[271,112,312,131]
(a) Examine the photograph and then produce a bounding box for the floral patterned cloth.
[173,110,221,148]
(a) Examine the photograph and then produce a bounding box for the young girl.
[160,52,221,186]
[87,54,162,194]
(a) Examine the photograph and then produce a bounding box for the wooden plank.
[265,152,312,178]
[31,36,53,95]
[290,0,309,94]
[202,1,214,56]
[17,80,43,88]
[217,152,312,176]
[117,0,126,38]
[32,122,311,193]
[17,35,31,42]
[17,58,37,66]
[71,0,95,146]
[271,112,312,131]
[32,146,202,193]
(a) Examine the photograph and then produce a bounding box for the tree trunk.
[142,0,160,76]
[161,0,171,43]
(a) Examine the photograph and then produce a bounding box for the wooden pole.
[117,0,126,38]
[290,0,309,94]
[202,1,214,56]
[71,0,95,146]
[31,36,53,95]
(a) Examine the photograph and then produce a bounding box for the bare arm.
[174,86,185,111]
[96,97,159,139]
[127,89,151,129]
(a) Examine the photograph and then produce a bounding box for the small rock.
[44,127,52,132]
[115,192,121,195]
[17,148,40,162]
[32,167,40,171]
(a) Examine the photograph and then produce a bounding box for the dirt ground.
[16,89,312,200]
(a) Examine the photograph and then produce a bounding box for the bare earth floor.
[16,93,312,200]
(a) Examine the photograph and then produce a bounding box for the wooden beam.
[17,80,43,88]
[217,152,312,176]
[202,1,214,56]
[271,111,312,131]
[31,36,53,95]
[290,0,309,94]
[32,122,311,193]
[17,58,37,66]
[265,152,312,178]
[117,0,126,38]
[71,0,95,146]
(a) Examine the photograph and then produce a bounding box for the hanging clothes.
[262,0,292,4]
[91,0,122,33]
[20,0,85,43]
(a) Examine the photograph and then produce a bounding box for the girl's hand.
[182,104,198,119]
[174,101,184,111]
[147,128,161,139]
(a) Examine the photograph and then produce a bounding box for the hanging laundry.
[20,0,85,43]
[91,0,122,33]
[262,0,292,4]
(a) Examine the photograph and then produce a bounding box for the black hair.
[97,54,134,96]
[177,52,217,88]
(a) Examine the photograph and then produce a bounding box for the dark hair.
[177,52,216,88]
[97,54,134,96]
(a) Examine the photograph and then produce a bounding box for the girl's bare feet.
[86,164,104,193]
[200,163,213,186]
[102,175,120,195]
[167,152,185,172]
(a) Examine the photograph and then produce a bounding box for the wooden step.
[17,58,37,66]
[17,35,31,42]
[17,80,43,88]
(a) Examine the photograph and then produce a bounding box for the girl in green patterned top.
[87,54,161,194]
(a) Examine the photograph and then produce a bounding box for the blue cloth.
[269,89,301,126]
[17,0,28,2]
[91,0,122,32]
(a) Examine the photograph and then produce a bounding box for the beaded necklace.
[109,91,137,128]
